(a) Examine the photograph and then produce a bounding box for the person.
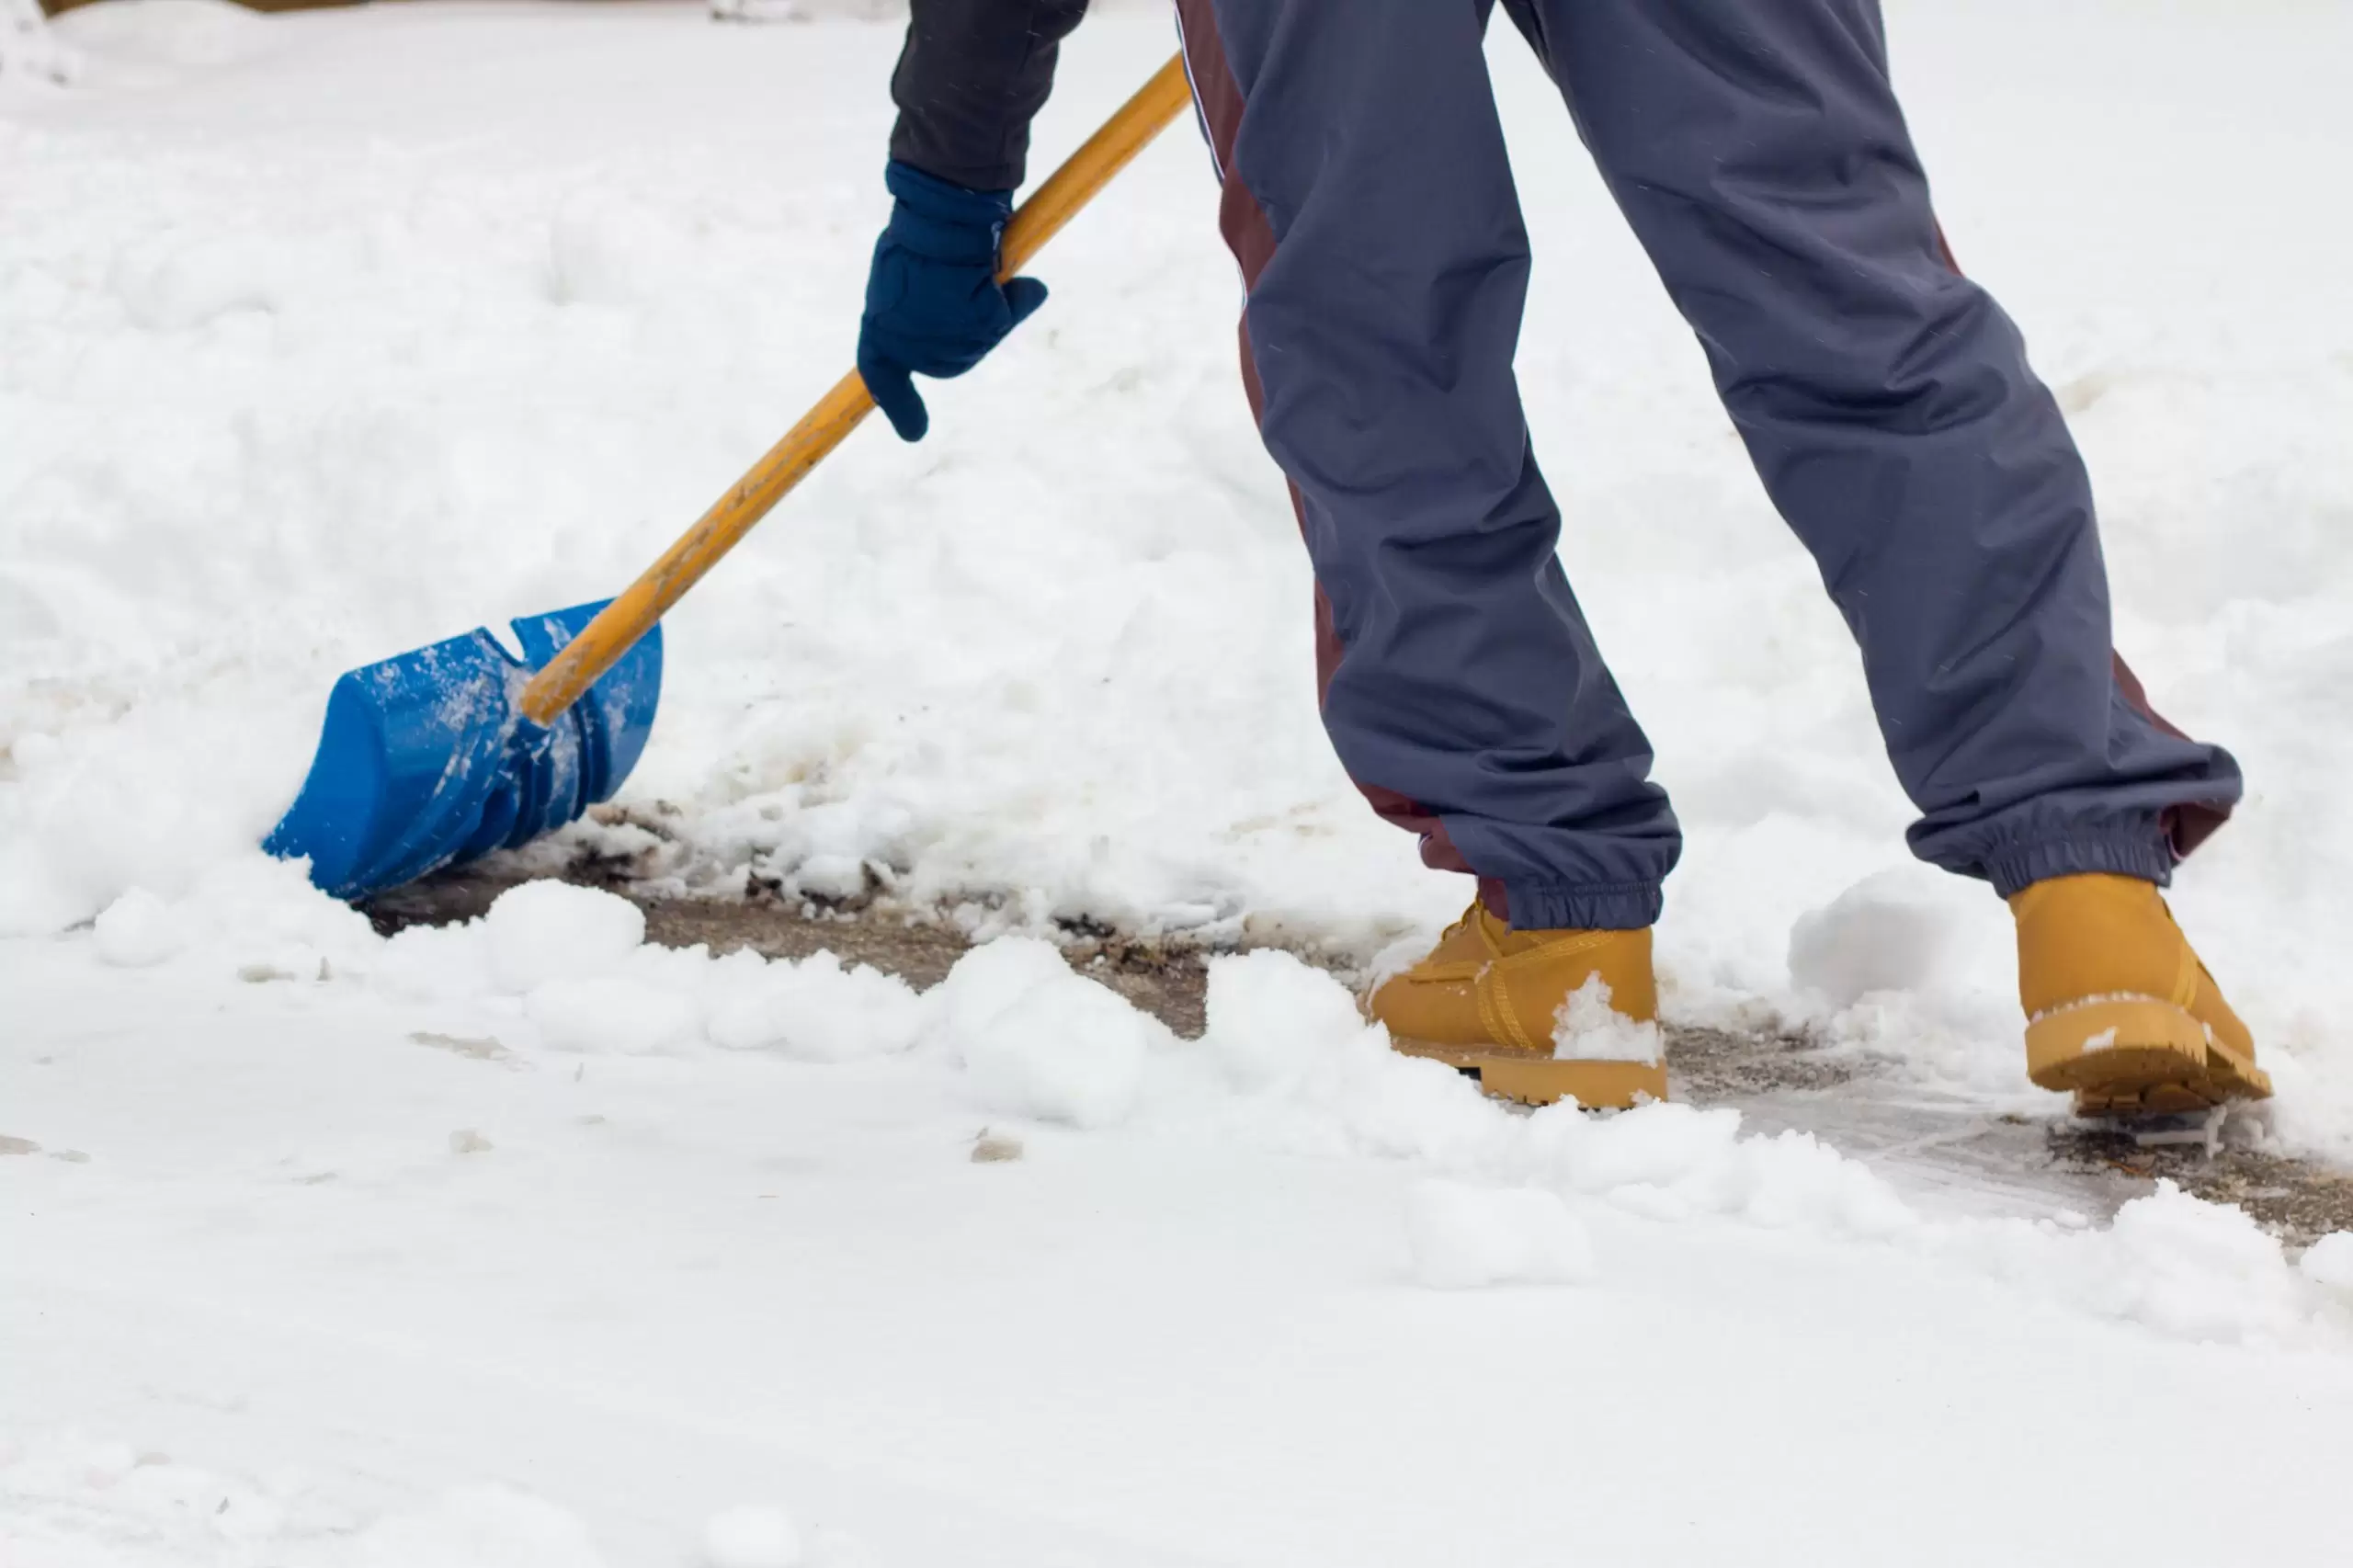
[857,0,2268,1118]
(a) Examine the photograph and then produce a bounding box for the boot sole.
[1390,1038,1667,1109]
[2024,997,2273,1118]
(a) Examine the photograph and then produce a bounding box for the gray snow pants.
[1173,0,2243,929]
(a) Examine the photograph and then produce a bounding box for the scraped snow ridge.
[57,868,2349,1347]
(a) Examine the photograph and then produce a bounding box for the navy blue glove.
[856,161,1049,443]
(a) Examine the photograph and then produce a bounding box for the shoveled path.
[365,864,2353,1245]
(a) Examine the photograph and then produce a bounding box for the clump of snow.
[91,886,180,967]
[1199,946,1367,1090]
[1194,949,1505,1165]
[1405,1178,1596,1290]
[699,1505,804,1568]
[929,938,1166,1129]
[484,882,647,993]
[2299,1231,2353,1292]
[1551,974,1662,1065]
[1788,868,1975,1009]
[75,854,381,983]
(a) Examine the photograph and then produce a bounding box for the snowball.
[1199,948,1368,1089]
[699,1505,804,1568]
[1788,868,1969,1008]
[92,886,180,967]
[1552,974,1661,1065]
[483,881,645,993]
[528,976,699,1054]
[929,935,1071,1028]
[344,1483,608,1568]
[2299,1231,2353,1291]
[933,938,1165,1130]
[1404,1179,1596,1290]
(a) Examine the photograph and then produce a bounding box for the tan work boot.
[2011,872,2270,1118]
[1366,901,1666,1108]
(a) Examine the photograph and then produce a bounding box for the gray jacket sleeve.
[888,0,1090,192]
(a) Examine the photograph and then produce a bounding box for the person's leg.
[1174,0,1679,934]
[1510,0,2264,1111]
[1510,0,2241,892]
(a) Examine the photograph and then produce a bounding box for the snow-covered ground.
[7,3,2353,1562]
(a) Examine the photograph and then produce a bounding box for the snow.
[8,901,2353,1562]
[8,2,2353,1562]
[699,1506,804,1568]
[483,880,649,991]
[0,1436,608,1568]
[2303,1232,2353,1293]
[0,0,74,85]
[1404,1178,1597,1290]
[929,935,1168,1128]
[1551,973,1665,1065]
[1787,866,1974,1011]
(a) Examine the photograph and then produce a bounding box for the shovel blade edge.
[266,602,664,901]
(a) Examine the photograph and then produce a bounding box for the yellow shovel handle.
[520,52,1196,726]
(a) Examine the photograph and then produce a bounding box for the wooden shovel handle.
[519,53,1195,726]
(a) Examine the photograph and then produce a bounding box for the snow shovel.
[268,55,1196,900]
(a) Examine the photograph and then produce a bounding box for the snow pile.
[1404,1178,1596,1290]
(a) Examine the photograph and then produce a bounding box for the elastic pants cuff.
[1483,877,1662,932]
[1982,836,2175,899]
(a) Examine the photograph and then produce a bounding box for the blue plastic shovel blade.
[266,601,664,900]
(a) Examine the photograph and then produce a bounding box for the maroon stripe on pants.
[1173,0,1492,899]
[2112,653,2231,857]
[1935,222,2232,862]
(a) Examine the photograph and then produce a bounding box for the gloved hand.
[856,161,1049,443]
